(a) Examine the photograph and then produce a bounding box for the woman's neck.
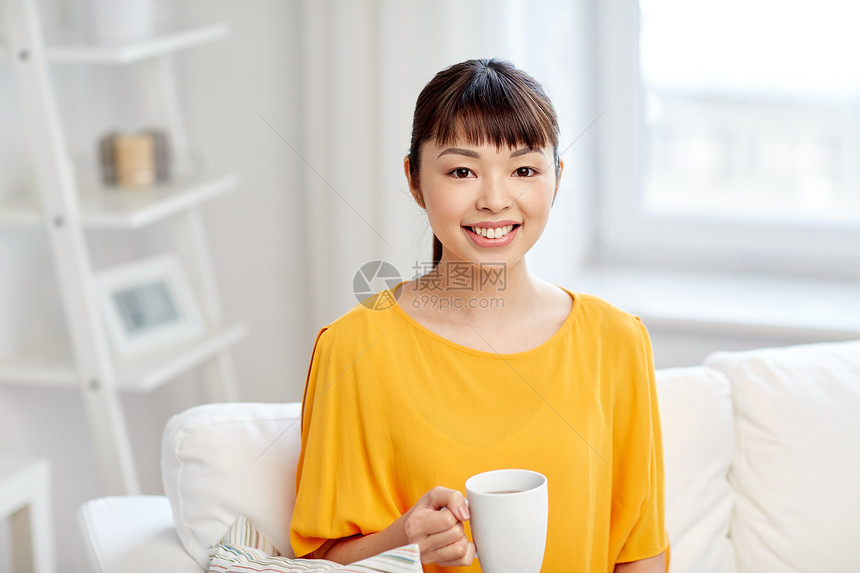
[396,255,572,354]
[410,256,540,319]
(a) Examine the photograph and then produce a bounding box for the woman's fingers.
[404,503,455,541]
[419,523,475,566]
[437,540,477,568]
[426,486,470,521]
[404,486,475,566]
[422,519,466,550]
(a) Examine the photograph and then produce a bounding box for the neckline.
[390,286,579,359]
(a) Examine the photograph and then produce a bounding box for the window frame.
[594,0,860,277]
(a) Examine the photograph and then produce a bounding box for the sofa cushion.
[75,495,202,573]
[656,367,736,573]
[706,340,860,573]
[161,402,302,569]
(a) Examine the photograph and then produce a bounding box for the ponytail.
[432,235,443,267]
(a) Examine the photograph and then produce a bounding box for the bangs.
[415,60,559,152]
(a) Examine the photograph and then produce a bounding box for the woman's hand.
[312,486,476,567]
[402,486,476,567]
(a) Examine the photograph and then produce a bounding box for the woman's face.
[406,138,562,269]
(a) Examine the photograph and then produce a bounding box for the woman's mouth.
[464,224,520,247]
[469,224,515,239]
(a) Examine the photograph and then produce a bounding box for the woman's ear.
[552,158,564,204]
[404,156,425,208]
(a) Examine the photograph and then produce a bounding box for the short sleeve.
[613,319,670,564]
[288,325,402,558]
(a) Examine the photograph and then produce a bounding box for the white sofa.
[75,340,860,573]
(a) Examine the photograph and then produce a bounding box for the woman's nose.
[475,176,513,213]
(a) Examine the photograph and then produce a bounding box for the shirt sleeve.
[612,318,670,564]
[288,325,401,558]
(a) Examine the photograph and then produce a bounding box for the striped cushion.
[209,515,421,573]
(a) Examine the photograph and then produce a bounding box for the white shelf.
[44,22,230,64]
[0,23,228,65]
[0,323,247,392]
[0,172,239,229]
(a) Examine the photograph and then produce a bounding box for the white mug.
[465,469,548,573]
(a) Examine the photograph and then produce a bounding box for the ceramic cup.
[465,469,548,573]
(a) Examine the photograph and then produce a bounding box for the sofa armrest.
[75,495,203,573]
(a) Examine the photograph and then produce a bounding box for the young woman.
[290,59,668,572]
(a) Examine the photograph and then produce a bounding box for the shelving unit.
[2,0,245,495]
[0,324,246,392]
[0,172,239,228]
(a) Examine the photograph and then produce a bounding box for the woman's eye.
[451,168,473,179]
[514,167,537,177]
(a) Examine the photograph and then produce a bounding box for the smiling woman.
[290,58,669,573]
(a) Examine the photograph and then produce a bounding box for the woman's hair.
[407,58,560,266]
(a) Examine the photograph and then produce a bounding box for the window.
[596,1,860,274]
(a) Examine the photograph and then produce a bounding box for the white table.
[0,455,55,573]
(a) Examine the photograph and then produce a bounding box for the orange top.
[290,290,669,572]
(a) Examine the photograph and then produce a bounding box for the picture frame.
[95,254,204,358]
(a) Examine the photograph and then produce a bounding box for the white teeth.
[471,225,515,239]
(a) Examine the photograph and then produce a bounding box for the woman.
[290,58,668,572]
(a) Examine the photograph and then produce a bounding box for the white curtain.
[298,0,596,327]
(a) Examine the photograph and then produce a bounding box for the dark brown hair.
[407,59,560,266]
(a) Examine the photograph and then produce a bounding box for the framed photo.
[95,254,204,358]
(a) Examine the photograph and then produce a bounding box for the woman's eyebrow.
[436,146,546,159]
[510,147,545,158]
[437,147,480,159]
